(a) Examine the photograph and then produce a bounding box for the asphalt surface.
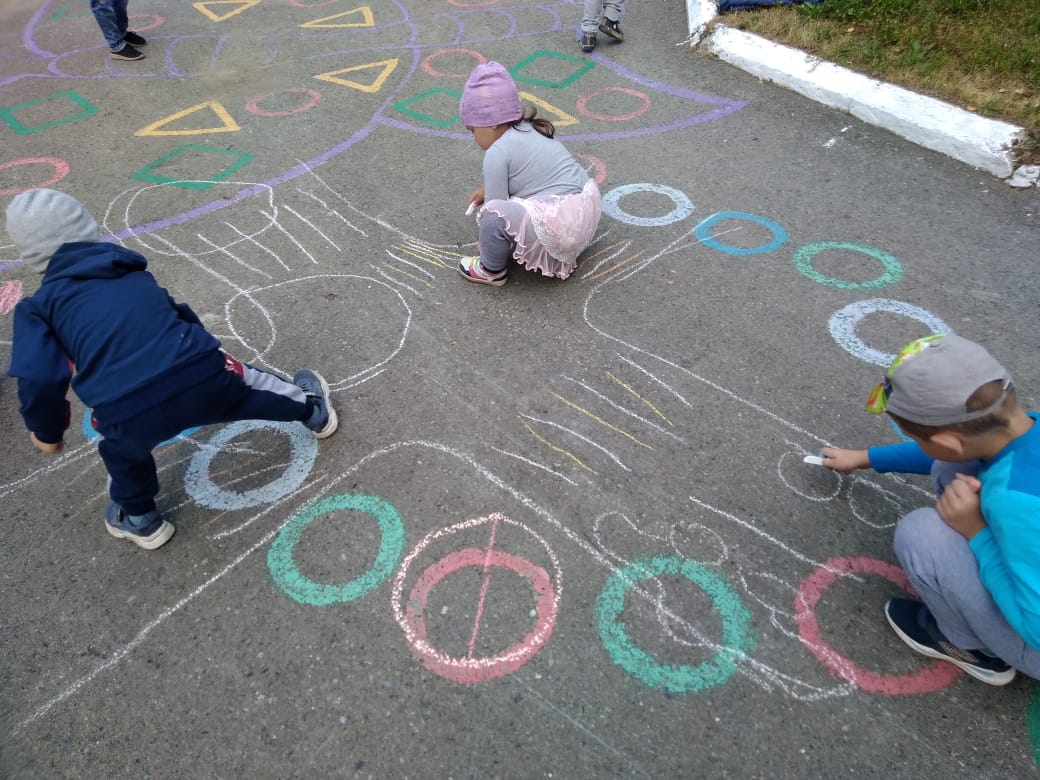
[2,1,1039,778]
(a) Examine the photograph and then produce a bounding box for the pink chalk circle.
[576,87,651,122]
[421,49,487,79]
[795,556,962,694]
[246,88,322,117]
[392,513,561,685]
[573,153,607,185]
[405,548,556,684]
[128,14,164,32]
[0,157,71,195]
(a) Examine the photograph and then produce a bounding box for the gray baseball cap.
[866,333,1012,426]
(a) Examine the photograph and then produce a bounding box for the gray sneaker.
[294,369,338,438]
[105,504,175,550]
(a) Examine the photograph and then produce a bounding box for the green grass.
[723,0,1040,164]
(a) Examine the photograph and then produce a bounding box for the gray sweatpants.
[893,459,1040,677]
[582,0,625,33]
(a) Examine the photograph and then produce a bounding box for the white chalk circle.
[185,420,317,510]
[828,298,950,367]
[600,183,694,227]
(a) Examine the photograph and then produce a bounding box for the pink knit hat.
[459,62,522,127]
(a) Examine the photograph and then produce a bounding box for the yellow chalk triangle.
[135,101,240,137]
[194,0,261,22]
[300,6,374,29]
[518,91,579,127]
[314,59,398,93]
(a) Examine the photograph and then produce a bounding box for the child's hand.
[936,474,986,540]
[30,432,64,455]
[469,187,485,207]
[819,447,871,472]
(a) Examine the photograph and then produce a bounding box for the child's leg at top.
[90,0,130,51]
[582,0,604,33]
[602,0,624,24]
[893,459,1040,677]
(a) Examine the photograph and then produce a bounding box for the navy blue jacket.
[9,241,223,443]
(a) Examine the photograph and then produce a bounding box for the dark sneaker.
[124,31,148,46]
[294,369,338,438]
[105,504,175,550]
[580,32,597,52]
[599,18,624,41]
[458,256,507,287]
[111,44,145,61]
[885,598,1016,686]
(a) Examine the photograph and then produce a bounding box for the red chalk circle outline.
[577,87,651,122]
[0,158,70,195]
[573,152,607,185]
[421,49,487,79]
[391,513,561,685]
[795,556,962,694]
[246,88,322,117]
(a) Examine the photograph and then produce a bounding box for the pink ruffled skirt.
[482,179,601,280]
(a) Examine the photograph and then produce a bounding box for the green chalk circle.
[793,241,902,290]
[596,555,756,693]
[1028,688,1040,767]
[268,493,405,606]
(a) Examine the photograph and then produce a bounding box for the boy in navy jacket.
[6,188,337,550]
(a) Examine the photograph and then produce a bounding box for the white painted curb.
[686,2,1034,184]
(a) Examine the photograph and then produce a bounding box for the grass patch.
[720,0,1040,164]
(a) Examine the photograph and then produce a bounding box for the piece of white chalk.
[464,201,476,216]
[802,455,826,466]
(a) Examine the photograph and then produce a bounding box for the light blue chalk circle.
[828,298,950,366]
[694,211,788,255]
[794,241,902,290]
[184,420,317,510]
[600,183,694,227]
[81,408,201,448]
[596,555,756,694]
[268,493,406,606]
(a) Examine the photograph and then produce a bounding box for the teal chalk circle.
[596,555,756,693]
[828,298,950,367]
[184,420,317,510]
[268,493,405,606]
[694,211,788,256]
[793,241,902,290]
[601,183,694,227]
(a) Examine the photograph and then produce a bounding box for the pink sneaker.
[458,256,507,287]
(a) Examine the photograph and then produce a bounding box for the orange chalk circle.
[0,157,70,195]
[314,59,398,93]
[135,101,240,136]
[246,88,322,117]
[576,87,652,122]
[193,0,260,22]
[421,49,487,79]
[299,6,374,28]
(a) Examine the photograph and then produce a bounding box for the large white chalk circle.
[828,299,950,367]
[600,183,694,227]
[185,420,318,510]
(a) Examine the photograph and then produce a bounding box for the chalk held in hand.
[465,201,476,216]
[803,455,826,466]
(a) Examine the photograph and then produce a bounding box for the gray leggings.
[893,459,1040,677]
[582,0,625,33]
[477,202,525,272]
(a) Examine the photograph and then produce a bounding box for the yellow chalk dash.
[521,419,597,475]
[383,263,434,287]
[550,391,652,448]
[606,371,674,427]
[581,248,647,283]
[407,241,468,259]
[394,244,452,269]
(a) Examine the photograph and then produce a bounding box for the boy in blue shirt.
[821,333,1039,686]
[6,188,338,550]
